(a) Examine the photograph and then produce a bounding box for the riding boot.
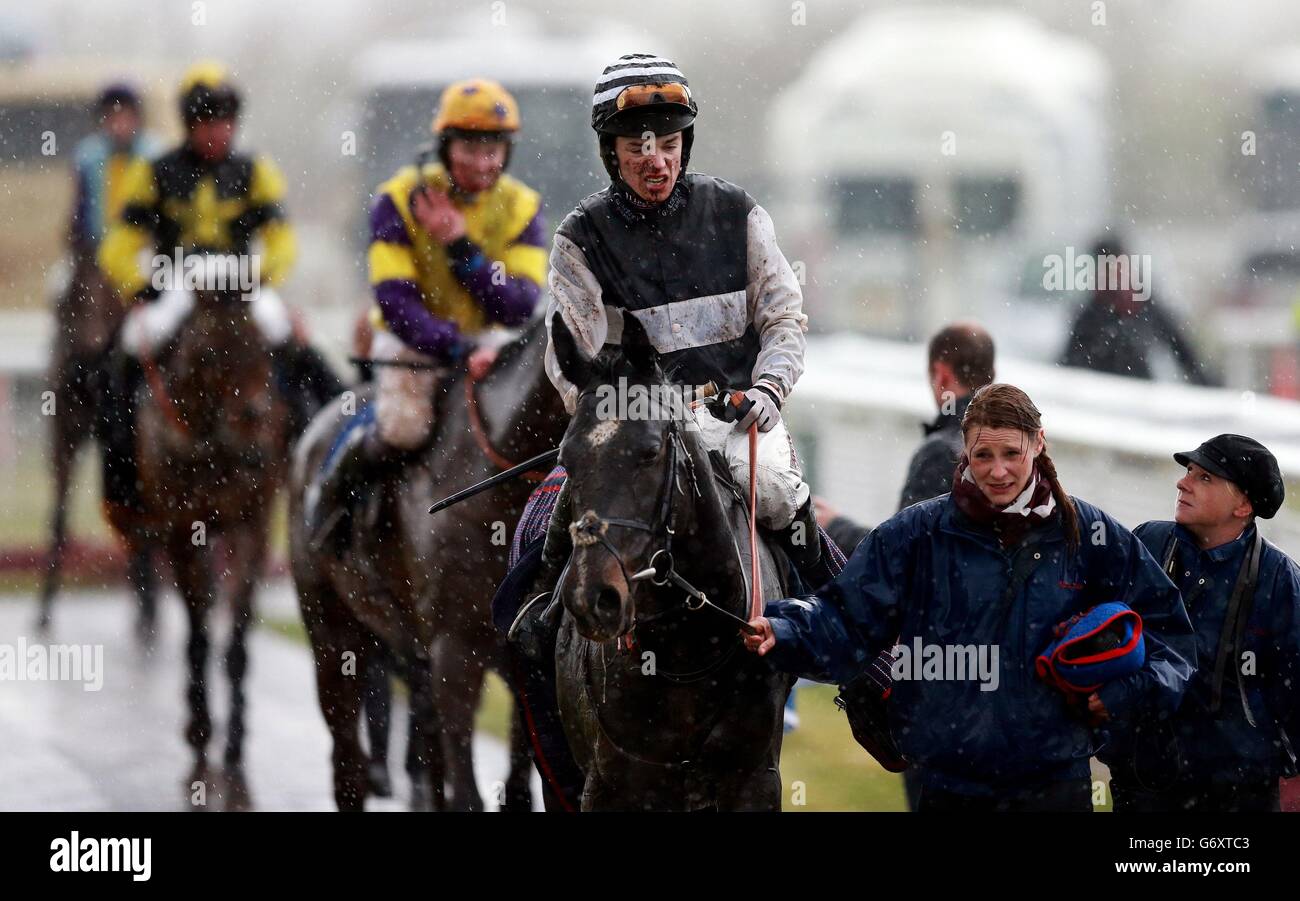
[508,480,573,662]
[270,342,345,437]
[770,496,835,591]
[97,348,145,516]
[304,425,400,554]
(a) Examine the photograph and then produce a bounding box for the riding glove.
[735,383,781,433]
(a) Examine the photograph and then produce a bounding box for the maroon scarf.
[951,457,1057,549]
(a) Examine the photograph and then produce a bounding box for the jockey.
[539,54,820,581]
[96,61,343,519]
[507,54,825,656]
[304,77,547,545]
[68,83,161,257]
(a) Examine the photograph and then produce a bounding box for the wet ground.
[0,581,539,811]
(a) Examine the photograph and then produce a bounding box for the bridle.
[564,408,758,639]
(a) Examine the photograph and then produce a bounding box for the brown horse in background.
[110,269,291,803]
[289,316,567,811]
[37,252,155,632]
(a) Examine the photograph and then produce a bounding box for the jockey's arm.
[368,194,468,362]
[745,204,809,405]
[544,233,609,414]
[97,157,158,304]
[247,156,296,287]
[445,206,547,327]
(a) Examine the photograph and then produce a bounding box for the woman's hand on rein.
[745,617,776,655]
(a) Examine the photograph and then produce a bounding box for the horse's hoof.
[222,766,253,812]
[500,788,534,813]
[185,760,214,810]
[409,780,435,812]
[368,762,393,798]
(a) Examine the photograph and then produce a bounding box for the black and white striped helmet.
[591,54,698,136]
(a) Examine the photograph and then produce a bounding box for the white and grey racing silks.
[544,203,808,414]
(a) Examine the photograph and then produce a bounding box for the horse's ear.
[550,312,592,389]
[619,312,658,375]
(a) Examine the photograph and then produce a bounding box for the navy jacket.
[764,494,1196,795]
[1107,521,1300,784]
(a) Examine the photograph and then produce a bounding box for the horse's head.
[551,312,704,642]
[166,255,284,452]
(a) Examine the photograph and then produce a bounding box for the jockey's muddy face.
[1175,462,1252,530]
[447,138,508,195]
[189,118,236,162]
[615,131,682,203]
[965,426,1044,508]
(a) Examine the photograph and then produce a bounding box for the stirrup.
[508,592,561,662]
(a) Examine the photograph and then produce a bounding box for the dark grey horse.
[548,315,793,811]
[288,316,567,811]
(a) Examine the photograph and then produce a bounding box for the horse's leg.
[37,394,77,631]
[363,646,393,797]
[300,580,369,811]
[399,648,445,812]
[430,630,486,812]
[127,546,158,640]
[221,523,266,774]
[499,658,536,813]
[170,537,214,782]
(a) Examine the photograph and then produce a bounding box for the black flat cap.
[1174,434,1285,519]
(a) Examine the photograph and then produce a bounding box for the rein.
[465,369,548,482]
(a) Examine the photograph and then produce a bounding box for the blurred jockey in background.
[97,61,342,520]
[68,83,161,257]
[305,77,546,546]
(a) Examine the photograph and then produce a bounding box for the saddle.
[308,381,443,557]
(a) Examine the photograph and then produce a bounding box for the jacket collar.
[924,392,972,437]
[609,175,690,224]
[939,494,1064,552]
[1171,520,1256,564]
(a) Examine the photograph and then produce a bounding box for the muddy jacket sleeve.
[745,204,808,402]
[545,230,608,415]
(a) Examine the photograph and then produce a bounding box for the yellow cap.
[432,78,520,134]
[180,61,231,95]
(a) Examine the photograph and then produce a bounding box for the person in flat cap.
[1102,434,1300,811]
